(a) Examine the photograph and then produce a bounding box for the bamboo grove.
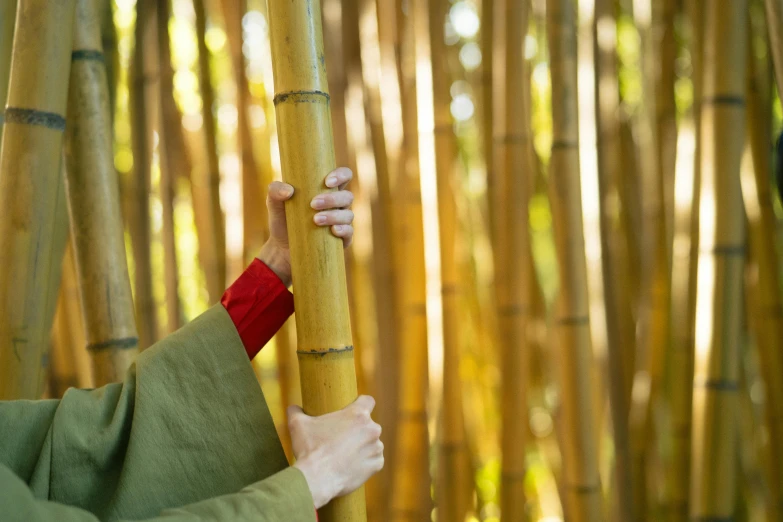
[1,0,783,521]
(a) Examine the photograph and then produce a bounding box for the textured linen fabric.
[0,305,315,522]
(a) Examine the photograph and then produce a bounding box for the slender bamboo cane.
[389,0,431,519]
[193,0,226,302]
[99,0,117,119]
[0,0,77,400]
[61,242,93,389]
[50,290,79,398]
[546,0,604,520]
[267,1,365,519]
[0,0,17,144]
[427,0,469,519]
[274,318,300,460]
[764,0,783,100]
[592,2,634,520]
[64,0,139,385]
[743,35,783,519]
[130,0,158,349]
[689,0,747,519]
[493,0,531,519]
[481,0,494,239]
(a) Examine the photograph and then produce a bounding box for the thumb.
[267,182,293,215]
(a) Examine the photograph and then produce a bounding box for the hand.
[257,167,355,287]
[290,396,384,509]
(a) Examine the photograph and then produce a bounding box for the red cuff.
[220,258,295,360]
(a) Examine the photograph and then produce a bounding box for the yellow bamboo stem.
[64,0,139,385]
[592,1,634,519]
[764,0,783,100]
[193,0,226,302]
[481,0,494,239]
[546,0,604,519]
[267,1,365,519]
[274,318,300,461]
[0,0,77,400]
[0,0,17,144]
[50,290,79,398]
[389,0,431,519]
[689,0,747,519]
[99,0,117,119]
[61,242,93,389]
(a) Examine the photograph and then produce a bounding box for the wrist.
[257,241,292,287]
[294,455,335,509]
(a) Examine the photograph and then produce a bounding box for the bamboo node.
[72,50,105,63]
[551,139,579,150]
[4,107,66,131]
[692,378,739,391]
[86,337,139,353]
[556,314,590,325]
[700,244,746,256]
[565,482,602,494]
[296,345,354,356]
[273,90,330,106]
[700,95,745,107]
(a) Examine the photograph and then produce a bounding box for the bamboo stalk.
[481,0,494,239]
[546,0,604,520]
[50,289,79,398]
[592,1,634,519]
[64,0,139,385]
[764,0,783,100]
[193,0,226,302]
[60,242,93,389]
[389,0,431,520]
[129,0,158,349]
[267,1,365,519]
[426,0,469,519]
[689,0,747,519]
[99,0,117,119]
[492,0,532,519]
[0,0,17,144]
[742,31,783,518]
[0,0,77,400]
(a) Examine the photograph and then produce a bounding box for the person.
[0,168,383,521]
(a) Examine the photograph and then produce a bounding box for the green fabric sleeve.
[0,464,315,521]
[0,305,315,522]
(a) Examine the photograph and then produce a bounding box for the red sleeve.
[220,258,295,360]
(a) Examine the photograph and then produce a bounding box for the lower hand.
[258,167,355,287]
[290,396,384,509]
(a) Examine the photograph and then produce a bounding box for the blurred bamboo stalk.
[99,0,117,118]
[491,0,533,519]
[427,0,470,520]
[130,0,158,349]
[65,0,138,384]
[592,1,635,520]
[481,0,494,238]
[0,0,17,143]
[389,0,431,519]
[192,0,226,302]
[546,0,604,520]
[0,0,77,400]
[689,0,747,519]
[764,0,783,99]
[743,29,783,519]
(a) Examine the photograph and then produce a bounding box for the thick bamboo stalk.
[546,0,604,520]
[743,36,783,518]
[193,0,226,302]
[389,0,431,520]
[0,0,77,400]
[427,0,469,520]
[689,0,747,519]
[64,0,139,385]
[129,0,158,349]
[267,1,365,520]
[494,0,531,519]
[0,0,17,144]
[592,1,634,519]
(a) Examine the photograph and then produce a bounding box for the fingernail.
[280,186,293,197]
[333,225,344,233]
[311,196,325,209]
[326,175,338,187]
[314,214,327,225]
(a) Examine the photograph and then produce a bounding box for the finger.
[287,404,305,420]
[314,209,354,226]
[311,190,354,210]
[325,167,353,189]
[369,455,384,473]
[332,225,353,246]
[353,395,376,414]
[268,181,295,202]
[372,440,384,457]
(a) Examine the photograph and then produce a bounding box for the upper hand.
[290,396,384,509]
[257,167,355,286]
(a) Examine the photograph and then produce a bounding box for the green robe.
[0,305,315,521]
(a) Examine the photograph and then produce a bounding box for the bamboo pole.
[592,1,634,519]
[546,0,604,520]
[481,0,494,238]
[0,0,77,400]
[389,0,431,520]
[492,0,532,519]
[743,32,783,519]
[689,0,747,519]
[61,242,93,389]
[267,1,365,520]
[0,0,17,144]
[64,0,139,385]
[764,0,783,100]
[99,0,117,119]
[427,0,469,520]
[129,0,158,349]
[193,0,226,302]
